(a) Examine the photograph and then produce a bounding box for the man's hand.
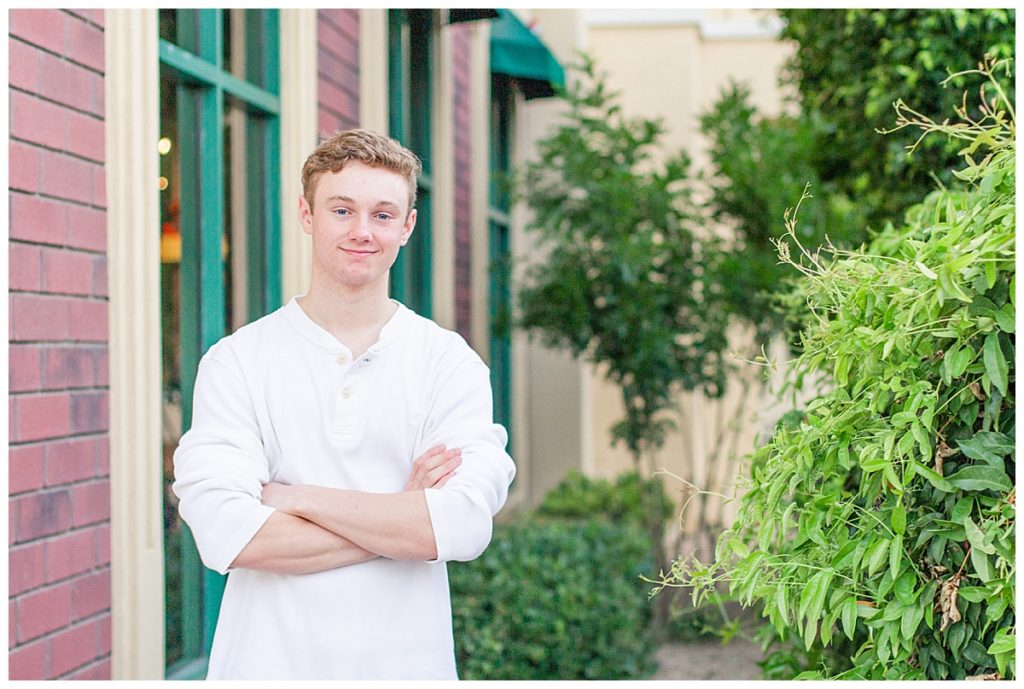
[404,444,462,491]
[261,445,461,513]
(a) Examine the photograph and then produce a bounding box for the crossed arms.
[231,446,462,574]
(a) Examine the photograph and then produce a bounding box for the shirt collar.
[282,296,410,353]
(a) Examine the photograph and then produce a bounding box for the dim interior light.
[158,176,169,190]
[158,137,172,155]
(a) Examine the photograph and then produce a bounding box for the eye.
[375,212,394,222]
[332,208,352,217]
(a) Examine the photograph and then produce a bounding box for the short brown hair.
[301,128,422,214]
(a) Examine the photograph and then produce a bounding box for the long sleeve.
[420,355,516,562]
[172,346,276,575]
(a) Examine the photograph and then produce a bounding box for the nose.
[349,213,372,240]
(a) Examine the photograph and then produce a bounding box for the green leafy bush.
[664,60,1015,680]
[450,518,657,679]
[535,470,673,530]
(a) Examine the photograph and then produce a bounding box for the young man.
[172,129,516,679]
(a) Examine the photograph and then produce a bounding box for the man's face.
[299,161,417,292]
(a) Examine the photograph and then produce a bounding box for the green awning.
[489,9,565,100]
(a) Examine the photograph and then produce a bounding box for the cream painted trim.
[431,19,455,329]
[468,23,491,358]
[358,9,388,133]
[105,9,164,680]
[279,9,318,302]
[583,9,785,39]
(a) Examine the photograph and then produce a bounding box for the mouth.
[340,248,377,256]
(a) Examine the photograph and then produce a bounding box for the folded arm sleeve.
[172,348,276,575]
[421,356,516,562]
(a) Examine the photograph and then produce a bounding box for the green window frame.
[387,9,433,317]
[158,8,281,679]
[488,74,514,447]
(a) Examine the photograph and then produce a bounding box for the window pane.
[224,101,249,332]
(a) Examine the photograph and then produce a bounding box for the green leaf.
[970,546,993,582]
[891,502,907,535]
[982,332,1008,396]
[775,583,788,624]
[901,604,924,640]
[862,538,888,578]
[987,631,1016,655]
[894,570,917,605]
[889,534,903,580]
[957,431,1013,466]
[963,517,995,555]
[915,260,938,280]
[956,586,987,603]
[946,465,1013,493]
[841,597,858,640]
[909,460,955,492]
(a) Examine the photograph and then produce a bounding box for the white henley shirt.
[172,297,516,679]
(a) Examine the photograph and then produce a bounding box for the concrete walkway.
[649,636,764,680]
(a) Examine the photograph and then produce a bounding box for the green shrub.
[450,518,657,679]
[534,469,673,529]
[665,60,1015,680]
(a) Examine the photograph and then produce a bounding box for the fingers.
[405,445,462,491]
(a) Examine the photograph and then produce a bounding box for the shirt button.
[342,389,351,399]
[336,354,347,364]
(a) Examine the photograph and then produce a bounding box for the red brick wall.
[9,9,112,681]
[317,9,360,137]
[451,24,473,342]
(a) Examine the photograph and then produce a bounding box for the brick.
[9,443,46,495]
[42,248,95,297]
[9,242,43,293]
[8,601,14,650]
[10,90,66,150]
[10,344,43,394]
[94,160,107,208]
[94,349,109,389]
[12,392,73,443]
[69,299,108,342]
[9,38,40,91]
[92,255,108,298]
[10,9,68,56]
[88,71,104,117]
[95,524,110,566]
[69,18,104,73]
[14,488,73,542]
[66,204,106,252]
[45,528,95,582]
[72,569,110,620]
[66,110,105,163]
[11,294,72,343]
[10,140,43,193]
[45,436,96,485]
[71,391,109,434]
[69,657,110,680]
[9,193,69,246]
[8,638,47,680]
[48,618,99,677]
[97,613,111,655]
[41,248,94,297]
[41,151,96,206]
[71,480,110,527]
[38,50,93,115]
[9,542,47,596]
[43,346,95,389]
[16,580,74,643]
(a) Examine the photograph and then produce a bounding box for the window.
[387,9,433,316]
[158,8,281,678]
[488,74,514,446]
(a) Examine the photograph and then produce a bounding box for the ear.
[298,194,313,236]
[400,208,417,246]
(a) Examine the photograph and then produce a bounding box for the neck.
[298,274,397,353]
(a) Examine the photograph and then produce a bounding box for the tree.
[513,55,732,631]
[698,9,1015,344]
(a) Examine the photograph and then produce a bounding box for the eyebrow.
[324,195,402,211]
